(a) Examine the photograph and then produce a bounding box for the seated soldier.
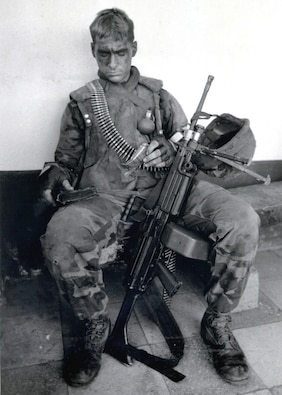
[39,8,260,387]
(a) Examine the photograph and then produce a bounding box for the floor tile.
[260,279,282,310]
[1,311,63,369]
[1,362,67,395]
[133,291,205,347]
[272,386,282,395]
[108,301,148,347]
[234,321,282,387]
[274,248,282,258]
[68,347,170,395]
[166,291,206,337]
[151,335,265,395]
[231,292,282,330]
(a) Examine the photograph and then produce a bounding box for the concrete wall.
[1,0,282,170]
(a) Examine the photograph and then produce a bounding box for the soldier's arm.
[39,101,86,205]
[143,89,188,168]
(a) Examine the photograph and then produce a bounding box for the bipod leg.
[105,283,186,382]
[105,288,139,365]
[143,278,185,363]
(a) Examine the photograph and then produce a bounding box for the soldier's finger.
[62,179,74,191]
[146,140,160,155]
[143,148,162,165]
[42,189,56,206]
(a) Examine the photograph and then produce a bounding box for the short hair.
[89,8,135,43]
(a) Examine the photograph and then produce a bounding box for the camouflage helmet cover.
[197,113,256,178]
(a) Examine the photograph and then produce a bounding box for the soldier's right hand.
[42,179,74,206]
[39,165,74,206]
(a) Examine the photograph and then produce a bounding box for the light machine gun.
[105,76,270,382]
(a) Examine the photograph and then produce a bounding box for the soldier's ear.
[132,41,137,57]
[91,42,96,58]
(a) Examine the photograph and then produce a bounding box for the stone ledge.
[229,181,282,227]
[229,181,282,312]
[230,181,282,251]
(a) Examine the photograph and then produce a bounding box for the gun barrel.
[190,75,214,131]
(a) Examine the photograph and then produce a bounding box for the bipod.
[105,279,185,382]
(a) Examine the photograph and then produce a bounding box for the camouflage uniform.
[41,66,260,321]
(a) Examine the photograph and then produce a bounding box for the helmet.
[196,113,256,178]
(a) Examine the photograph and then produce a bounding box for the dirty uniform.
[41,66,260,321]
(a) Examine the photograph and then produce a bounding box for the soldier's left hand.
[143,137,176,168]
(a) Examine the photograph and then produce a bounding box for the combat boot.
[200,308,249,384]
[63,315,110,387]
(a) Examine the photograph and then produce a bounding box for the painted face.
[92,37,137,83]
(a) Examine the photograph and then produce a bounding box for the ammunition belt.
[88,80,168,173]
[89,80,137,162]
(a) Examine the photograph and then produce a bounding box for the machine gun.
[105,76,214,382]
[105,76,270,382]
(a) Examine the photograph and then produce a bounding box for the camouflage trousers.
[41,180,260,320]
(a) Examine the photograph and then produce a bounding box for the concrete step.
[229,180,282,227]
[229,180,282,251]
[259,222,282,251]
[229,181,282,312]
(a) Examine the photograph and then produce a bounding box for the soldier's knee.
[229,202,260,257]
[44,208,95,251]
[238,202,260,238]
[41,210,96,275]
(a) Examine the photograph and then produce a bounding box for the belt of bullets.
[162,248,177,307]
[89,80,168,173]
[90,80,137,162]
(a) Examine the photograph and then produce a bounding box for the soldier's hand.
[39,165,74,206]
[42,179,73,206]
[143,137,176,168]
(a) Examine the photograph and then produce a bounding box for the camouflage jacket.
[54,66,188,194]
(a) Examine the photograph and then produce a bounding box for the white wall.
[1,0,282,170]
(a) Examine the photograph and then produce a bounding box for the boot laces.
[210,314,239,350]
[85,316,109,350]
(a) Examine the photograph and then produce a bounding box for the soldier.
[39,8,260,387]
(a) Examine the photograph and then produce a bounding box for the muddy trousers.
[41,180,260,321]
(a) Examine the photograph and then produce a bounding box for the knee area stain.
[227,203,260,237]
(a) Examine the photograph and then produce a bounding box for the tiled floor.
[1,247,282,395]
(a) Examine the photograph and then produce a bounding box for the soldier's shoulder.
[139,75,163,93]
[69,80,97,102]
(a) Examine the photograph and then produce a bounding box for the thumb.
[42,189,56,206]
[62,179,74,191]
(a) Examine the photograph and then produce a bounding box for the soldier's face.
[92,37,137,83]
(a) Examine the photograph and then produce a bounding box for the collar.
[98,66,140,92]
